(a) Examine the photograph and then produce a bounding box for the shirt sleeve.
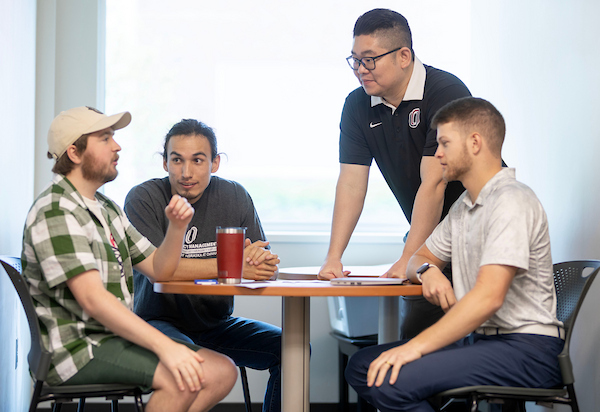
[479,189,535,270]
[124,185,169,248]
[238,186,269,248]
[339,91,374,166]
[425,212,453,263]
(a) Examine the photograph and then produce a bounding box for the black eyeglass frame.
[346,46,404,71]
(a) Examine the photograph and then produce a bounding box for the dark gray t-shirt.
[124,176,267,332]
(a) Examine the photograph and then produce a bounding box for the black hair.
[162,119,218,161]
[353,9,414,59]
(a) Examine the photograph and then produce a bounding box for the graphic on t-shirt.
[409,108,421,128]
[185,226,198,244]
[109,234,125,279]
[182,242,217,258]
[183,226,216,257]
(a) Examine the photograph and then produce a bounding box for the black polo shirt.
[339,58,471,223]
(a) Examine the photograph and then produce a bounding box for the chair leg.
[30,381,44,412]
[468,394,478,412]
[111,398,119,412]
[77,397,86,412]
[133,390,145,412]
[567,384,580,412]
[339,351,349,412]
[240,366,252,412]
[52,402,63,412]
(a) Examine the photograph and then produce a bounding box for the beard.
[443,146,472,182]
[81,151,118,184]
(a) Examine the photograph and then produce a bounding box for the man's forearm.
[327,204,362,260]
[171,257,218,281]
[406,265,514,356]
[326,164,369,260]
[401,169,446,262]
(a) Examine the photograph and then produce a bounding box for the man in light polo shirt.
[345,97,564,412]
[21,106,237,412]
[318,8,471,339]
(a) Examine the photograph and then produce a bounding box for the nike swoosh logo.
[370,122,383,128]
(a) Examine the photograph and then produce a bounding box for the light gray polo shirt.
[426,168,562,330]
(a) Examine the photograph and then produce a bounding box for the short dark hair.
[48,134,89,175]
[162,119,218,161]
[432,97,506,154]
[353,9,414,60]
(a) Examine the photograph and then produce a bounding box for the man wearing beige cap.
[21,106,237,412]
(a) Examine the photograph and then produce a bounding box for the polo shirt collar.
[462,167,516,208]
[371,56,426,109]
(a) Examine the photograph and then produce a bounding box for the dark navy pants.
[150,317,281,412]
[346,333,564,412]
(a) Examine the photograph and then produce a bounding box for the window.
[104,0,471,235]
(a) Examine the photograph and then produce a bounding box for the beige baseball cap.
[47,106,132,160]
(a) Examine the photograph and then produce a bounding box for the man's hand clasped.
[243,239,280,280]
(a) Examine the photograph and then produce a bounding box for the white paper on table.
[237,279,330,289]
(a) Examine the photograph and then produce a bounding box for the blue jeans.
[345,333,564,412]
[149,317,281,412]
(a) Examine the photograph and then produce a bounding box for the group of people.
[21,8,564,412]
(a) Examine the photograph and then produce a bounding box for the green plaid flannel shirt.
[21,174,156,385]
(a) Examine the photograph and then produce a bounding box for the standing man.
[22,107,237,412]
[345,97,564,412]
[124,119,282,412]
[318,8,471,338]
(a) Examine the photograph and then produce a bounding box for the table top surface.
[154,280,422,297]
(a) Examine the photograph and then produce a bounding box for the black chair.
[239,366,252,412]
[1,256,147,412]
[433,260,600,412]
[331,331,378,412]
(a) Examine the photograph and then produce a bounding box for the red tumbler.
[216,227,246,284]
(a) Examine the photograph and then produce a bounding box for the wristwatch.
[415,262,437,283]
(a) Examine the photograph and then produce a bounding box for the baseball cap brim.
[83,111,132,136]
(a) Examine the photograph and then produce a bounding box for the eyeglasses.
[346,46,404,71]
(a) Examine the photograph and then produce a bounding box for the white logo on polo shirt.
[185,226,198,244]
[409,108,421,128]
[369,122,383,128]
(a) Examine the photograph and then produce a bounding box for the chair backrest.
[553,260,600,329]
[1,256,52,382]
[552,260,600,385]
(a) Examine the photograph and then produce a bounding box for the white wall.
[469,1,600,410]
[0,1,110,410]
[0,0,37,411]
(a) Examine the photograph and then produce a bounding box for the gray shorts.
[62,336,201,391]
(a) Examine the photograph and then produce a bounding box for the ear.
[399,47,413,69]
[66,145,83,165]
[470,133,483,155]
[163,158,168,173]
[211,154,221,173]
